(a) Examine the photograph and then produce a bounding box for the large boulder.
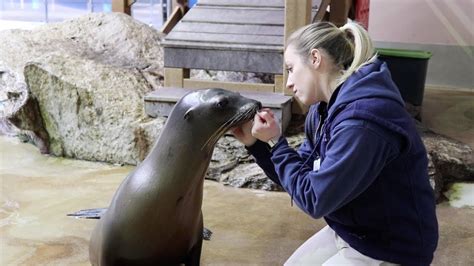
[0,12,164,164]
[418,123,474,201]
[0,12,164,82]
[23,55,163,164]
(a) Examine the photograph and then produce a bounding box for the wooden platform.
[163,0,317,76]
[144,87,293,131]
[149,1,317,132]
[164,0,285,74]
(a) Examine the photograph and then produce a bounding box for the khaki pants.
[285,226,399,266]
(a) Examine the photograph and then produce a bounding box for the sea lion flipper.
[67,208,107,219]
[70,208,213,240]
[203,227,212,241]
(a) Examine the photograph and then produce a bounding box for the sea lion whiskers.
[204,113,240,148]
[200,115,238,150]
[217,108,255,141]
[201,105,258,150]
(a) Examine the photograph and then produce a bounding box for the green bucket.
[376,48,432,106]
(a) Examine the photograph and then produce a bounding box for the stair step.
[144,87,293,131]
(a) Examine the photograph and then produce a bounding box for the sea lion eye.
[216,98,229,108]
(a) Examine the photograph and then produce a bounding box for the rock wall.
[0,13,164,164]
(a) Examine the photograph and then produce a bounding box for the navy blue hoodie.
[247,59,438,265]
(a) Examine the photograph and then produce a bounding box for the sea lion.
[89,88,261,266]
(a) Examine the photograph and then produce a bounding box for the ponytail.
[337,22,377,86]
[287,21,377,88]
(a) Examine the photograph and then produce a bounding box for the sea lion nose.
[256,101,262,110]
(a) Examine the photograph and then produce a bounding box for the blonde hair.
[287,21,377,87]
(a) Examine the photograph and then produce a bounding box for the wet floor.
[0,136,321,265]
[1,88,473,265]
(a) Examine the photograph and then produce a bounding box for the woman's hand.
[252,108,281,142]
[230,120,257,147]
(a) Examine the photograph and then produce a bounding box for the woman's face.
[284,45,318,105]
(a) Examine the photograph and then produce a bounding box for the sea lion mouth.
[201,102,261,150]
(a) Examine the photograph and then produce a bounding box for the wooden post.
[284,0,312,114]
[164,67,190,87]
[312,0,331,23]
[329,0,352,27]
[172,0,189,14]
[112,0,135,15]
[312,0,352,26]
[161,0,190,34]
[274,74,284,94]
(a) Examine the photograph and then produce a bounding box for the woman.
[232,22,438,265]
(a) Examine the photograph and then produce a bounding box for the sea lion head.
[177,88,261,149]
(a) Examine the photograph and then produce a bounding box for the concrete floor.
[422,87,474,149]
[1,87,473,265]
[0,136,319,265]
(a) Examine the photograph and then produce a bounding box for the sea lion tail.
[67,208,107,219]
[67,208,213,241]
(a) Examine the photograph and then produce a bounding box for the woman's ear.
[310,48,321,69]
